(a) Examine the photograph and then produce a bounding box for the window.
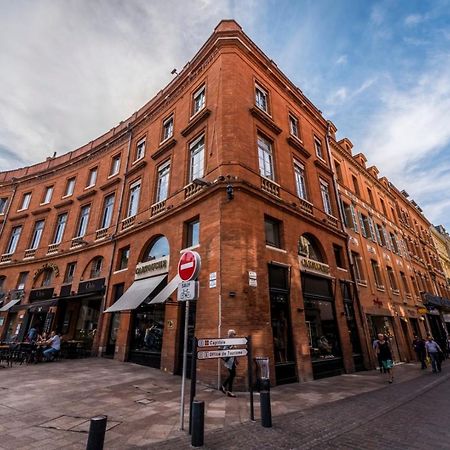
[314,137,324,159]
[0,197,7,214]
[135,138,145,161]
[411,275,420,296]
[387,266,398,292]
[156,161,170,203]
[334,160,343,182]
[192,85,206,115]
[110,155,120,176]
[75,205,91,238]
[320,180,333,215]
[400,272,411,295]
[380,198,387,216]
[29,220,45,250]
[265,216,281,248]
[371,260,384,289]
[6,226,22,254]
[390,232,399,254]
[86,167,97,188]
[186,218,200,248]
[390,206,397,224]
[375,223,386,246]
[127,181,141,217]
[189,135,205,181]
[99,194,115,229]
[255,84,268,113]
[16,272,28,290]
[64,177,76,197]
[343,202,358,232]
[161,115,174,142]
[42,186,53,204]
[289,114,299,138]
[352,251,365,283]
[367,187,375,206]
[19,192,31,210]
[258,135,274,180]
[0,276,5,292]
[53,213,67,244]
[64,262,76,283]
[352,175,360,196]
[298,234,324,261]
[333,244,346,268]
[90,257,103,279]
[294,161,307,200]
[41,268,53,287]
[117,246,130,270]
[142,236,170,261]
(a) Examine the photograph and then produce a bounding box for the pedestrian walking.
[412,335,427,369]
[373,336,384,373]
[374,333,394,383]
[220,329,238,397]
[425,335,442,373]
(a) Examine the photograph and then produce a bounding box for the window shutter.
[367,217,376,242]
[350,205,359,232]
[359,212,367,237]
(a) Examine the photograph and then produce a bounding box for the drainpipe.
[325,122,372,370]
[96,128,133,355]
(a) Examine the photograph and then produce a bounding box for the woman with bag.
[375,333,394,383]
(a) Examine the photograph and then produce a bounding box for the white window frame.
[161,115,174,143]
[6,226,22,254]
[135,138,146,162]
[314,137,324,160]
[320,180,332,215]
[86,167,97,188]
[17,272,28,290]
[255,84,269,113]
[19,192,31,211]
[64,178,76,197]
[192,84,206,116]
[156,161,170,203]
[189,135,205,182]
[53,213,67,244]
[289,114,300,138]
[294,161,307,200]
[29,220,45,250]
[41,186,53,205]
[0,197,8,215]
[75,205,91,238]
[258,135,274,180]
[100,194,115,229]
[127,180,141,218]
[109,155,121,177]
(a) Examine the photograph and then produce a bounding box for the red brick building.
[1,20,447,386]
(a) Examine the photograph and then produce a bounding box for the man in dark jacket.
[412,335,427,369]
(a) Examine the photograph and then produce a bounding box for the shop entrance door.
[269,264,297,385]
[105,284,124,357]
[400,319,413,360]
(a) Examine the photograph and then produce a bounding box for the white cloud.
[326,78,377,106]
[335,54,348,65]
[0,0,236,170]
[404,13,425,26]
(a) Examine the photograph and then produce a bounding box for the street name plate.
[197,349,248,360]
[197,337,248,347]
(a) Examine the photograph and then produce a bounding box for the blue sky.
[1,0,450,230]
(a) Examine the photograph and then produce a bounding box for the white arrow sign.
[197,349,248,360]
[197,337,248,347]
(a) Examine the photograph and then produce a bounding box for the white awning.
[148,274,182,304]
[0,299,21,312]
[104,274,166,313]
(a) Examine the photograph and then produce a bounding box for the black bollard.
[191,400,205,447]
[260,378,272,428]
[86,415,107,450]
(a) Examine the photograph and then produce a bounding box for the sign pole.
[179,300,190,430]
[247,335,254,421]
[189,336,198,435]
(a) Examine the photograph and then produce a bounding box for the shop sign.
[135,256,169,280]
[59,284,72,297]
[78,278,105,294]
[33,263,60,281]
[299,257,330,276]
[29,287,54,302]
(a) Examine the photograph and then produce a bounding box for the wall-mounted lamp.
[226,184,234,201]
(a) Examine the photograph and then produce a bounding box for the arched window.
[41,268,54,287]
[298,234,324,262]
[142,236,170,262]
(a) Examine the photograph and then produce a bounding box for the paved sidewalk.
[0,358,440,449]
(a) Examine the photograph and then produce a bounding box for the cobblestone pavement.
[0,358,446,449]
[151,369,450,450]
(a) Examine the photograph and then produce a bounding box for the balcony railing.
[71,237,85,248]
[261,177,280,197]
[24,249,36,258]
[121,215,136,230]
[184,182,203,199]
[391,288,400,295]
[298,198,314,215]
[47,243,60,254]
[151,200,166,217]
[326,214,339,228]
[95,227,109,240]
[0,253,12,263]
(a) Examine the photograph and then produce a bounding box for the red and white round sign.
[178,250,201,281]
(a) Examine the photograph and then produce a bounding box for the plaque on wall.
[78,278,106,294]
[29,287,54,302]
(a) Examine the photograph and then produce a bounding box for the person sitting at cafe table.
[43,331,61,361]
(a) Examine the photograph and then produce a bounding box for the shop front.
[366,314,401,362]
[423,293,450,350]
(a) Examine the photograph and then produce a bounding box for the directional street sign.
[197,348,248,360]
[197,337,248,347]
[177,281,199,301]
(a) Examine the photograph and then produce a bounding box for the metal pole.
[189,337,198,435]
[180,300,190,430]
[247,335,254,421]
[191,400,205,447]
[86,415,107,450]
[260,378,272,428]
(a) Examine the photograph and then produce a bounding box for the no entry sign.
[177,250,201,282]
